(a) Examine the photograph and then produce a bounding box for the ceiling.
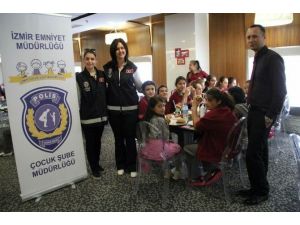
[63,13,157,34]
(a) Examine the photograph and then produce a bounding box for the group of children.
[137,67,250,185]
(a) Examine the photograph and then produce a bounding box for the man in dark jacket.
[238,24,287,205]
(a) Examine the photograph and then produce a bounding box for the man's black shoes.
[236,189,254,197]
[236,189,269,205]
[243,194,269,205]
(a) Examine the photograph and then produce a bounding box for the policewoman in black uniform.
[76,49,107,179]
[103,38,142,178]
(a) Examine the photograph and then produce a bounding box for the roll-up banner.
[0,13,88,201]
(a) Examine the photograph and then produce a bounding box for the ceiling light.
[254,13,293,27]
[105,29,128,45]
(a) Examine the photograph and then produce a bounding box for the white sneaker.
[130,172,137,178]
[164,170,171,179]
[117,169,124,176]
[172,170,181,180]
[2,152,13,157]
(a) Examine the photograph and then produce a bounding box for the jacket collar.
[83,67,98,77]
[104,60,136,70]
[254,46,268,61]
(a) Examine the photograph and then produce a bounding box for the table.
[168,118,197,148]
[168,118,202,179]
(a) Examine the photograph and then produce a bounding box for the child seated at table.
[138,81,156,120]
[141,96,181,161]
[184,88,237,185]
[228,86,249,151]
[157,85,169,103]
[228,86,248,119]
[191,79,205,97]
[191,79,207,118]
[165,76,192,114]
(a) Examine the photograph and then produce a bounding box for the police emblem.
[83,81,90,92]
[21,86,72,153]
[83,81,89,88]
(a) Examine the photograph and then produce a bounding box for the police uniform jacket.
[103,60,142,111]
[76,67,107,126]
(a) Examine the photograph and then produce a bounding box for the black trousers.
[82,124,105,173]
[246,107,274,195]
[108,110,138,172]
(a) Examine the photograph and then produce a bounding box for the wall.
[165,14,196,92]
[209,13,300,87]
[195,13,210,74]
[245,13,300,47]
[209,13,247,86]
[125,26,151,57]
[72,25,158,80]
[152,18,167,86]
[73,30,110,69]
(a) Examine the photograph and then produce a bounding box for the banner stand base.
[35,196,42,203]
[20,173,88,202]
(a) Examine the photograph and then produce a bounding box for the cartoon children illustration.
[31,59,42,75]
[44,61,55,75]
[57,60,66,74]
[16,62,28,77]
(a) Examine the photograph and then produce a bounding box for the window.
[129,55,153,98]
[129,55,153,83]
[247,47,300,107]
[74,62,82,74]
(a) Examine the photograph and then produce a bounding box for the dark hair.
[191,79,204,89]
[190,60,201,70]
[141,80,156,92]
[250,24,265,35]
[228,77,236,86]
[228,86,246,104]
[83,48,96,58]
[144,96,165,122]
[206,88,235,110]
[110,38,128,64]
[205,75,217,87]
[216,76,227,88]
[175,76,186,86]
[157,85,168,94]
[219,76,227,83]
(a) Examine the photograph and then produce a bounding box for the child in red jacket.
[165,76,192,114]
[185,88,237,186]
[138,81,156,120]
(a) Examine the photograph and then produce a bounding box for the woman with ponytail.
[186,60,208,85]
[184,88,237,185]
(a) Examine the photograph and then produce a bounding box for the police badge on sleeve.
[21,86,72,153]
